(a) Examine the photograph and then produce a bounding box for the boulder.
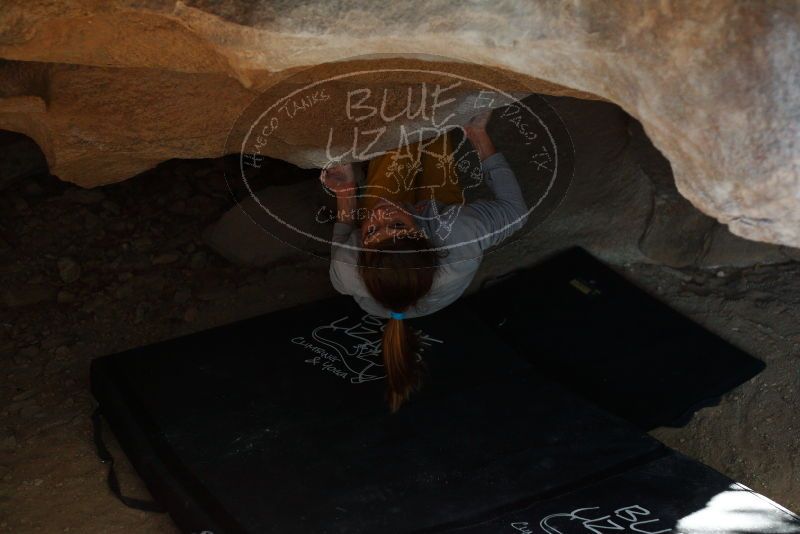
[0,1,797,248]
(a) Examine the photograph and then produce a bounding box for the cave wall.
[0,1,798,247]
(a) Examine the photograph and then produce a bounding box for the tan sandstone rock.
[0,1,798,247]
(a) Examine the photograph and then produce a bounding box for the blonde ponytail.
[358,235,438,412]
[382,318,422,412]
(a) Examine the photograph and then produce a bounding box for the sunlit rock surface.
[0,1,798,246]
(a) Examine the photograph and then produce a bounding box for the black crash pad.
[92,297,665,533]
[463,247,765,430]
[453,452,800,533]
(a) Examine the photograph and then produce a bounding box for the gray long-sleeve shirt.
[329,151,527,318]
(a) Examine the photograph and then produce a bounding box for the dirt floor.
[0,157,798,532]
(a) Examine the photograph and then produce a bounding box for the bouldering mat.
[462,247,765,430]
[91,297,664,533]
[447,451,800,533]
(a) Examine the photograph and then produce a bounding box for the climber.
[320,109,528,412]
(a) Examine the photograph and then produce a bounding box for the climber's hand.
[466,108,492,131]
[320,163,357,195]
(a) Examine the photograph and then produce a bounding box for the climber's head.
[357,209,439,413]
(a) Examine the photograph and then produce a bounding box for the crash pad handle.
[91,407,166,513]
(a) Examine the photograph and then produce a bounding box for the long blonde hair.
[358,236,438,412]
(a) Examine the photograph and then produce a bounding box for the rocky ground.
[641,261,800,505]
[0,150,799,532]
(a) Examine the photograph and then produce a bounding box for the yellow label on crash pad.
[569,279,593,295]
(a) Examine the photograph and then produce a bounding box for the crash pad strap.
[91,407,166,514]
